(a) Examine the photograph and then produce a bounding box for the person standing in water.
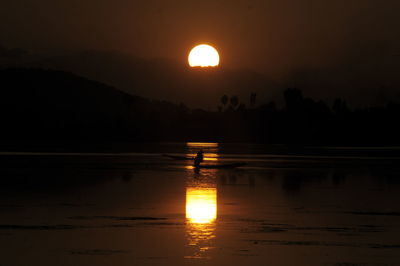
[194,149,204,167]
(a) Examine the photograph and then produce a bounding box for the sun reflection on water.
[186,187,217,224]
[185,142,218,259]
[185,186,217,259]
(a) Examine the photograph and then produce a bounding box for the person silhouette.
[193,149,204,167]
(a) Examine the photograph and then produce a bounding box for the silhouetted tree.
[250,93,257,107]
[220,95,228,110]
[230,96,239,109]
[332,98,349,115]
[284,88,303,111]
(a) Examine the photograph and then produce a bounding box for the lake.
[0,142,400,266]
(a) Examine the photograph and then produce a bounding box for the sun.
[188,44,220,67]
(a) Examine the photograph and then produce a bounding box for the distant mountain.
[1,68,400,149]
[0,68,183,143]
[2,45,400,109]
[17,50,280,109]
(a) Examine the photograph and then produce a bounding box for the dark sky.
[1,0,399,70]
[1,0,400,106]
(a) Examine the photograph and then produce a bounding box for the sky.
[1,0,400,106]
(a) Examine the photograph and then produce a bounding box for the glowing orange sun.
[188,44,220,67]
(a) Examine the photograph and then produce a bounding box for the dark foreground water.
[0,143,400,266]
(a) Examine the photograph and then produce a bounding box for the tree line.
[1,68,400,148]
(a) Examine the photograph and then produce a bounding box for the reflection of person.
[194,150,204,167]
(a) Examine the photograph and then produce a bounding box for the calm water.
[0,143,400,266]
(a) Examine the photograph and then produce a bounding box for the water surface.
[0,143,400,265]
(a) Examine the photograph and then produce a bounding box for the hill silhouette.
[1,68,400,151]
[0,68,190,144]
[2,47,400,109]
[1,49,280,109]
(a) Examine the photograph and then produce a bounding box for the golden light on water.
[185,142,219,164]
[188,44,220,67]
[186,142,218,148]
[185,142,219,259]
[185,186,217,259]
[186,187,217,224]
